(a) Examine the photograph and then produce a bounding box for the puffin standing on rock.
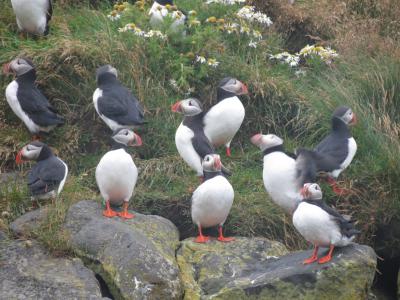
[191,154,234,243]
[172,97,230,179]
[204,77,248,157]
[95,129,142,219]
[4,57,64,140]
[251,133,305,214]
[293,183,360,264]
[11,0,53,35]
[16,141,68,202]
[93,65,145,133]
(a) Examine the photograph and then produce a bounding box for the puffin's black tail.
[295,148,317,187]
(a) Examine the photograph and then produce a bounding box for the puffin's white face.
[341,108,356,125]
[171,98,202,116]
[112,129,142,147]
[96,64,118,81]
[250,133,283,151]
[202,154,222,172]
[219,77,248,95]
[301,183,323,200]
[16,142,43,164]
[6,58,34,76]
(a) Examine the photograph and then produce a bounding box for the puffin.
[203,77,248,157]
[171,97,231,179]
[191,154,234,243]
[11,0,53,35]
[148,0,186,31]
[93,65,145,133]
[95,128,142,219]
[4,57,64,140]
[16,141,68,201]
[297,106,357,195]
[293,183,360,264]
[251,133,304,214]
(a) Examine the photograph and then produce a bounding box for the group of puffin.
[4,0,360,264]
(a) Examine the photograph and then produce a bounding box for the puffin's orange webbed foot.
[195,235,210,243]
[118,202,134,219]
[226,147,231,157]
[303,245,319,264]
[217,226,234,242]
[103,200,118,218]
[318,245,334,264]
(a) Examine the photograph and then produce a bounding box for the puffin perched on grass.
[11,0,53,35]
[293,183,359,264]
[191,154,234,243]
[95,128,142,219]
[16,141,68,202]
[204,77,248,157]
[149,0,186,32]
[4,57,64,140]
[251,133,307,214]
[93,65,145,133]
[172,97,231,179]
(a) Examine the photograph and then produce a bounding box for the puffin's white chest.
[175,123,203,176]
[293,202,343,247]
[11,0,49,34]
[341,137,357,170]
[57,158,68,195]
[149,2,168,25]
[95,149,138,205]
[191,176,234,228]
[262,152,300,213]
[204,97,245,147]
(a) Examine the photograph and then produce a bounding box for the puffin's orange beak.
[16,150,24,165]
[171,101,182,113]
[300,186,309,198]
[350,114,357,125]
[2,63,11,75]
[213,156,222,170]
[132,133,142,147]
[240,82,248,95]
[250,133,262,146]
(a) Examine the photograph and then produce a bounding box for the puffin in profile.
[172,97,230,179]
[93,65,145,133]
[95,128,142,219]
[149,0,186,31]
[191,154,234,243]
[204,77,248,157]
[251,133,306,214]
[11,0,53,35]
[298,106,357,195]
[16,141,68,201]
[293,183,359,264]
[4,57,64,140]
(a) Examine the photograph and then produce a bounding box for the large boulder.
[177,238,377,299]
[64,200,182,300]
[0,231,104,299]
[10,207,48,236]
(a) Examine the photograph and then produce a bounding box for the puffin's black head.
[202,154,222,172]
[16,141,53,164]
[3,57,35,77]
[156,0,174,5]
[332,106,357,126]
[171,97,203,116]
[250,133,283,152]
[300,183,323,200]
[96,65,118,83]
[112,128,142,147]
[217,77,248,98]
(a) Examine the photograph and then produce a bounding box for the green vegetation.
[0,0,399,261]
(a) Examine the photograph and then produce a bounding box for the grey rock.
[0,231,104,300]
[64,200,182,300]
[178,238,377,299]
[10,207,48,236]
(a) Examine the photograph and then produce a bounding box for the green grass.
[0,0,400,256]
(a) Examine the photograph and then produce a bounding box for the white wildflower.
[206,0,246,5]
[252,30,262,40]
[269,52,300,67]
[188,10,197,16]
[298,44,339,64]
[107,10,121,21]
[237,6,273,26]
[145,30,167,39]
[223,22,239,34]
[196,55,207,64]
[118,23,136,32]
[248,40,258,48]
[295,69,307,77]
[207,58,220,68]
[169,79,178,89]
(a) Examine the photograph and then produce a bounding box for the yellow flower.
[165,4,171,10]
[189,10,197,16]
[186,52,195,59]
[110,10,118,17]
[217,18,225,24]
[206,16,217,23]
[116,4,126,12]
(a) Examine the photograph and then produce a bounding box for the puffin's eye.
[125,131,128,136]
[188,101,192,106]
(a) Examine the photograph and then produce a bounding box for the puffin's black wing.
[98,85,145,126]
[18,86,64,126]
[47,0,53,22]
[314,134,348,167]
[191,132,214,160]
[27,158,66,196]
[295,148,317,186]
